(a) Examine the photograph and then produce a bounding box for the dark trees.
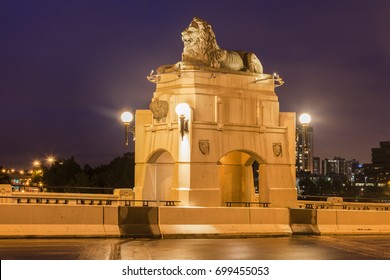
[42,153,134,193]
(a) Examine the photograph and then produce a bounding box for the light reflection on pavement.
[0,235,389,260]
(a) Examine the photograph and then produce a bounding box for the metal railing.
[121,199,181,207]
[225,201,270,207]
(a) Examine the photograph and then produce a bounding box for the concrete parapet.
[1,204,390,238]
[317,209,390,235]
[118,206,161,238]
[103,206,120,236]
[0,204,120,237]
[159,207,292,238]
[290,208,320,235]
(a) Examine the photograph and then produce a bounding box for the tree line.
[41,152,135,194]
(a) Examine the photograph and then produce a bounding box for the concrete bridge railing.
[0,184,181,207]
[297,201,390,211]
[0,184,135,205]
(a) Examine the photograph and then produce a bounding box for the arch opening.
[143,149,175,201]
[218,150,265,206]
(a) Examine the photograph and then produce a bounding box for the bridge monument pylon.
[133,17,297,208]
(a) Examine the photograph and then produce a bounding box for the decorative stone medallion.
[273,143,282,157]
[199,140,210,155]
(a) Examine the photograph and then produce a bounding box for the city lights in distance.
[31,156,56,169]
[46,156,55,164]
[299,113,311,125]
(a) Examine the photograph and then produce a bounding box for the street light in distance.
[121,111,135,146]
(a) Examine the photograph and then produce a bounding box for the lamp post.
[298,113,313,174]
[121,111,135,146]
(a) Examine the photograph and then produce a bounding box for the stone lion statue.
[181,17,263,73]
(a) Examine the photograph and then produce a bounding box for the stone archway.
[218,150,265,206]
[143,149,175,201]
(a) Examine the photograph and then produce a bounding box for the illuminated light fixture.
[253,73,284,87]
[299,113,311,125]
[146,69,161,83]
[175,103,190,140]
[121,111,135,145]
[147,64,182,84]
[273,72,284,87]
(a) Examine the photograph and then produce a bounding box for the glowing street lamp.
[175,103,190,140]
[299,113,311,125]
[121,111,135,146]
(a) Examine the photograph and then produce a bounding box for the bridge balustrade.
[298,201,390,211]
[0,194,181,207]
[1,185,390,210]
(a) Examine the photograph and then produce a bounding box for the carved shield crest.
[273,143,282,157]
[199,140,210,155]
[149,100,169,121]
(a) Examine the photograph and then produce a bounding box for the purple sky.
[1,0,390,169]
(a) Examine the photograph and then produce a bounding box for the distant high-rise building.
[313,157,321,175]
[335,157,347,175]
[322,157,353,176]
[322,158,339,175]
[296,113,314,174]
[372,141,390,165]
[363,141,390,187]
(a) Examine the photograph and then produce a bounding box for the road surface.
[0,235,389,260]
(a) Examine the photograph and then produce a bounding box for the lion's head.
[181,17,222,67]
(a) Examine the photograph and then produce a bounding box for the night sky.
[1,0,390,170]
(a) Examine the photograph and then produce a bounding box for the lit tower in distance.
[296,113,314,174]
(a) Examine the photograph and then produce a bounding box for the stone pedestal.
[0,184,13,204]
[113,188,134,206]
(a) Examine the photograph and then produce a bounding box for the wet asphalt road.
[0,235,389,260]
